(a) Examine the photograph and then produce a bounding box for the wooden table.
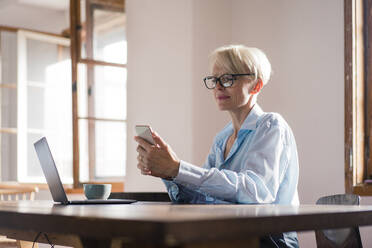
[1,201,372,248]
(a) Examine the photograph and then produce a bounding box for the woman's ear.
[250,79,263,94]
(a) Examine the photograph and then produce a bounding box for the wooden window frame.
[345,0,372,195]
[70,0,126,188]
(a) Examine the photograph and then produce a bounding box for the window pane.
[78,119,89,182]
[27,86,44,129]
[95,66,126,119]
[0,88,17,128]
[27,59,72,130]
[79,119,126,180]
[0,31,18,181]
[80,1,126,64]
[95,121,126,177]
[27,39,69,83]
[0,133,17,181]
[1,31,17,85]
[78,63,127,120]
[92,9,126,64]
[27,133,44,178]
[19,34,72,183]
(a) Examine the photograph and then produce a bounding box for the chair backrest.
[0,183,39,248]
[315,194,363,248]
[0,183,39,201]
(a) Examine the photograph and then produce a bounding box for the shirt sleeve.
[162,142,233,204]
[173,121,289,204]
[162,179,231,204]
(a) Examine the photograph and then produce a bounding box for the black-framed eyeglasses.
[203,73,254,89]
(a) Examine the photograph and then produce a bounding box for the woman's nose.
[215,80,224,90]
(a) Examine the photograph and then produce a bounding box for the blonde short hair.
[209,45,272,86]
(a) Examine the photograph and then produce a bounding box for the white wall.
[231,0,345,203]
[191,0,232,165]
[229,0,345,246]
[125,0,194,191]
[0,3,68,34]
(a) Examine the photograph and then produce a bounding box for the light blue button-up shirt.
[163,104,299,205]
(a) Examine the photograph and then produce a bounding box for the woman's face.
[212,65,253,112]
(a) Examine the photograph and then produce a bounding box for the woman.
[135,45,299,248]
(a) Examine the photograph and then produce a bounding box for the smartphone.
[135,125,155,145]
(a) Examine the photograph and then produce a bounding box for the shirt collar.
[240,104,264,131]
[215,104,265,163]
[216,104,265,146]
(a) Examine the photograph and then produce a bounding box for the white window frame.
[17,30,70,183]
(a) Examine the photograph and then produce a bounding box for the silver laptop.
[34,137,136,205]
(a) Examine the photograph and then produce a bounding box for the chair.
[315,194,363,248]
[0,183,39,248]
[0,184,38,201]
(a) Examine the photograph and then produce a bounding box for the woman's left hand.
[135,131,180,179]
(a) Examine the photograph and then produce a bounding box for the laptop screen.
[34,137,69,204]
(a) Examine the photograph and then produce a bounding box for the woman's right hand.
[134,131,180,179]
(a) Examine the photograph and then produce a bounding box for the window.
[345,0,372,194]
[71,0,126,187]
[0,0,126,190]
[0,29,72,183]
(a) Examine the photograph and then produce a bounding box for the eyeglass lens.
[205,75,234,89]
